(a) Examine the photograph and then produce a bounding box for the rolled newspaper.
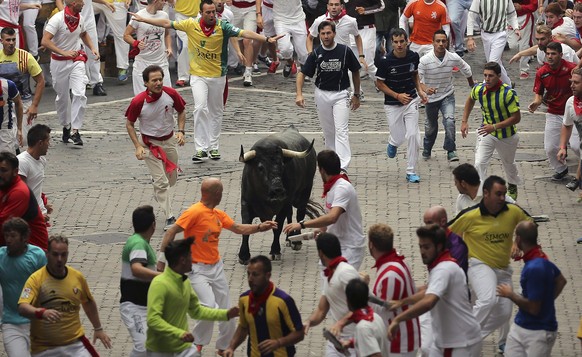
[287,232,315,242]
[323,328,348,354]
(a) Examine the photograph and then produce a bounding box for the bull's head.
[238,139,315,163]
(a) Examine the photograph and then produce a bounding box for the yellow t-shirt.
[176,201,234,264]
[18,266,93,353]
[449,203,532,269]
[172,18,243,77]
[175,0,201,17]
[0,48,42,77]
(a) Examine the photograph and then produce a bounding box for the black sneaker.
[192,150,207,163]
[93,83,107,96]
[62,126,71,143]
[71,131,83,146]
[566,178,579,191]
[258,54,272,67]
[164,216,176,231]
[551,168,568,181]
[422,149,431,160]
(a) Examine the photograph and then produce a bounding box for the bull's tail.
[305,199,324,219]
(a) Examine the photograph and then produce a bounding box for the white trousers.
[191,75,226,152]
[481,31,511,84]
[409,42,433,58]
[351,26,377,79]
[120,302,148,357]
[468,258,513,339]
[275,21,308,65]
[507,14,534,74]
[147,346,199,357]
[474,132,521,185]
[84,14,104,86]
[2,323,31,357]
[428,341,482,357]
[545,113,572,173]
[132,60,171,96]
[175,12,191,82]
[314,88,352,170]
[0,128,17,154]
[50,59,88,130]
[141,135,178,219]
[343,246,364,271]
[93,1,129,70]
[419,312,433,357]
[384,97,421,174]
[505,323,557,357]
[188,260,235,350]
[33,340,91,357]
[21,4,40,56]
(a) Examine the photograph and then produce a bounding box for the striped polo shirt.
[470,82,520,139]
[467,0,518,35]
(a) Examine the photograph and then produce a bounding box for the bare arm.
[130,12,172,28]
[41,31,74,57]
[306,34,315,54]
[80,32,99,59]
[82,299,112,349]
[387,294,439,340]
[304,295,331,334]
[224,325,249,356]
[157,224,185,271]
[27,72,45,122]
[296,71,306,107]
[557,124,574,162]
[126,119,147,160]
[130,262,160,280]
[124,24,137,45]
[14,94,23,146]
[282,207,345,233]
[165,28,172,57]
[354,35,366,70]
[497,284,541,316]
[55,0,64,10]
[228,221,278,235]
[461,95,476,138]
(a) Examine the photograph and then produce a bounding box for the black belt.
[358,24,375,30]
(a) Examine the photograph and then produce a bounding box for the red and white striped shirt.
[372,251,421,354]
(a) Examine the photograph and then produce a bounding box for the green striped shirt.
[471,83,519,139]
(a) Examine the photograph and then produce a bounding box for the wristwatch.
[353,93,361,99]
[300,220,306,229]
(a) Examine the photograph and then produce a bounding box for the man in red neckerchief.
[388,225,483,357]
[497,221,567,356]
[125,65,186,231]
[528,41,577,182]
[303,233,361,357]
[340,278,390,357]
[224,255,304,357]
[283,150,366,270]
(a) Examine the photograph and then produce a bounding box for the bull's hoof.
[271,254,282,261]
[238,257,250,265]
[291,241,302,251]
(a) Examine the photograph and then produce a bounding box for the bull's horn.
[239,146,256,162]
[281,139,315,159]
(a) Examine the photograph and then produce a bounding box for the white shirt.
[17,151,47,214]
[45,11,86,52]
[325,178,366,249]
[564,95,582,126]
[0,0,21,26]
[322,261,361,336]
[536,43,579,66]
[425,261,482,348]
[309,13,359,46]
[354,313,391,357]
[419,50,472,103]
[455,192,516,215]
[130,9,169,66]
[551,16,577,40]
[272,0,305,24]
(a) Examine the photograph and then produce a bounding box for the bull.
[238,126,322,264]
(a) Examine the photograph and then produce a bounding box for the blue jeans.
[447,0,472,52]
[424,93,456,153]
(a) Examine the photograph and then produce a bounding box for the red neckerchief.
[327,9,347,21]
[200,18,215,37]
[324,256,347,281]
[372,249,405,269]
[349,306,374,323]
[217,9,223,18]
[574,96,582,115]
[483,80,503,95]
[248,281,274,315]
[551,18,564,29]
[323,174,350,197]
[141,135,180,173]
[145,89,163,103]
[514,245,548,262]
[64,5,80,33]
[427,250,457,272]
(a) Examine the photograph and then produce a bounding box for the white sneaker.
[243,71,252,87]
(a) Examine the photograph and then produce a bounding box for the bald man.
[159,178,277,356]
[424,206,468,273]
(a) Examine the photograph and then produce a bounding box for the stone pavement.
[2,36,582,357]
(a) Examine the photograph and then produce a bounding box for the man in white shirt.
[41,0,100,146]
[509,24,580,67]
[304,233,361,357]
[419,29,473,162]
[124,0,172,95]
[17,124,52,222]
[388,225,482,356]
[125,65,187,230]
[283,150,366,270]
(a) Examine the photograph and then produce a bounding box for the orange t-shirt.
[175,202,235,264]
[403,0,450,45]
